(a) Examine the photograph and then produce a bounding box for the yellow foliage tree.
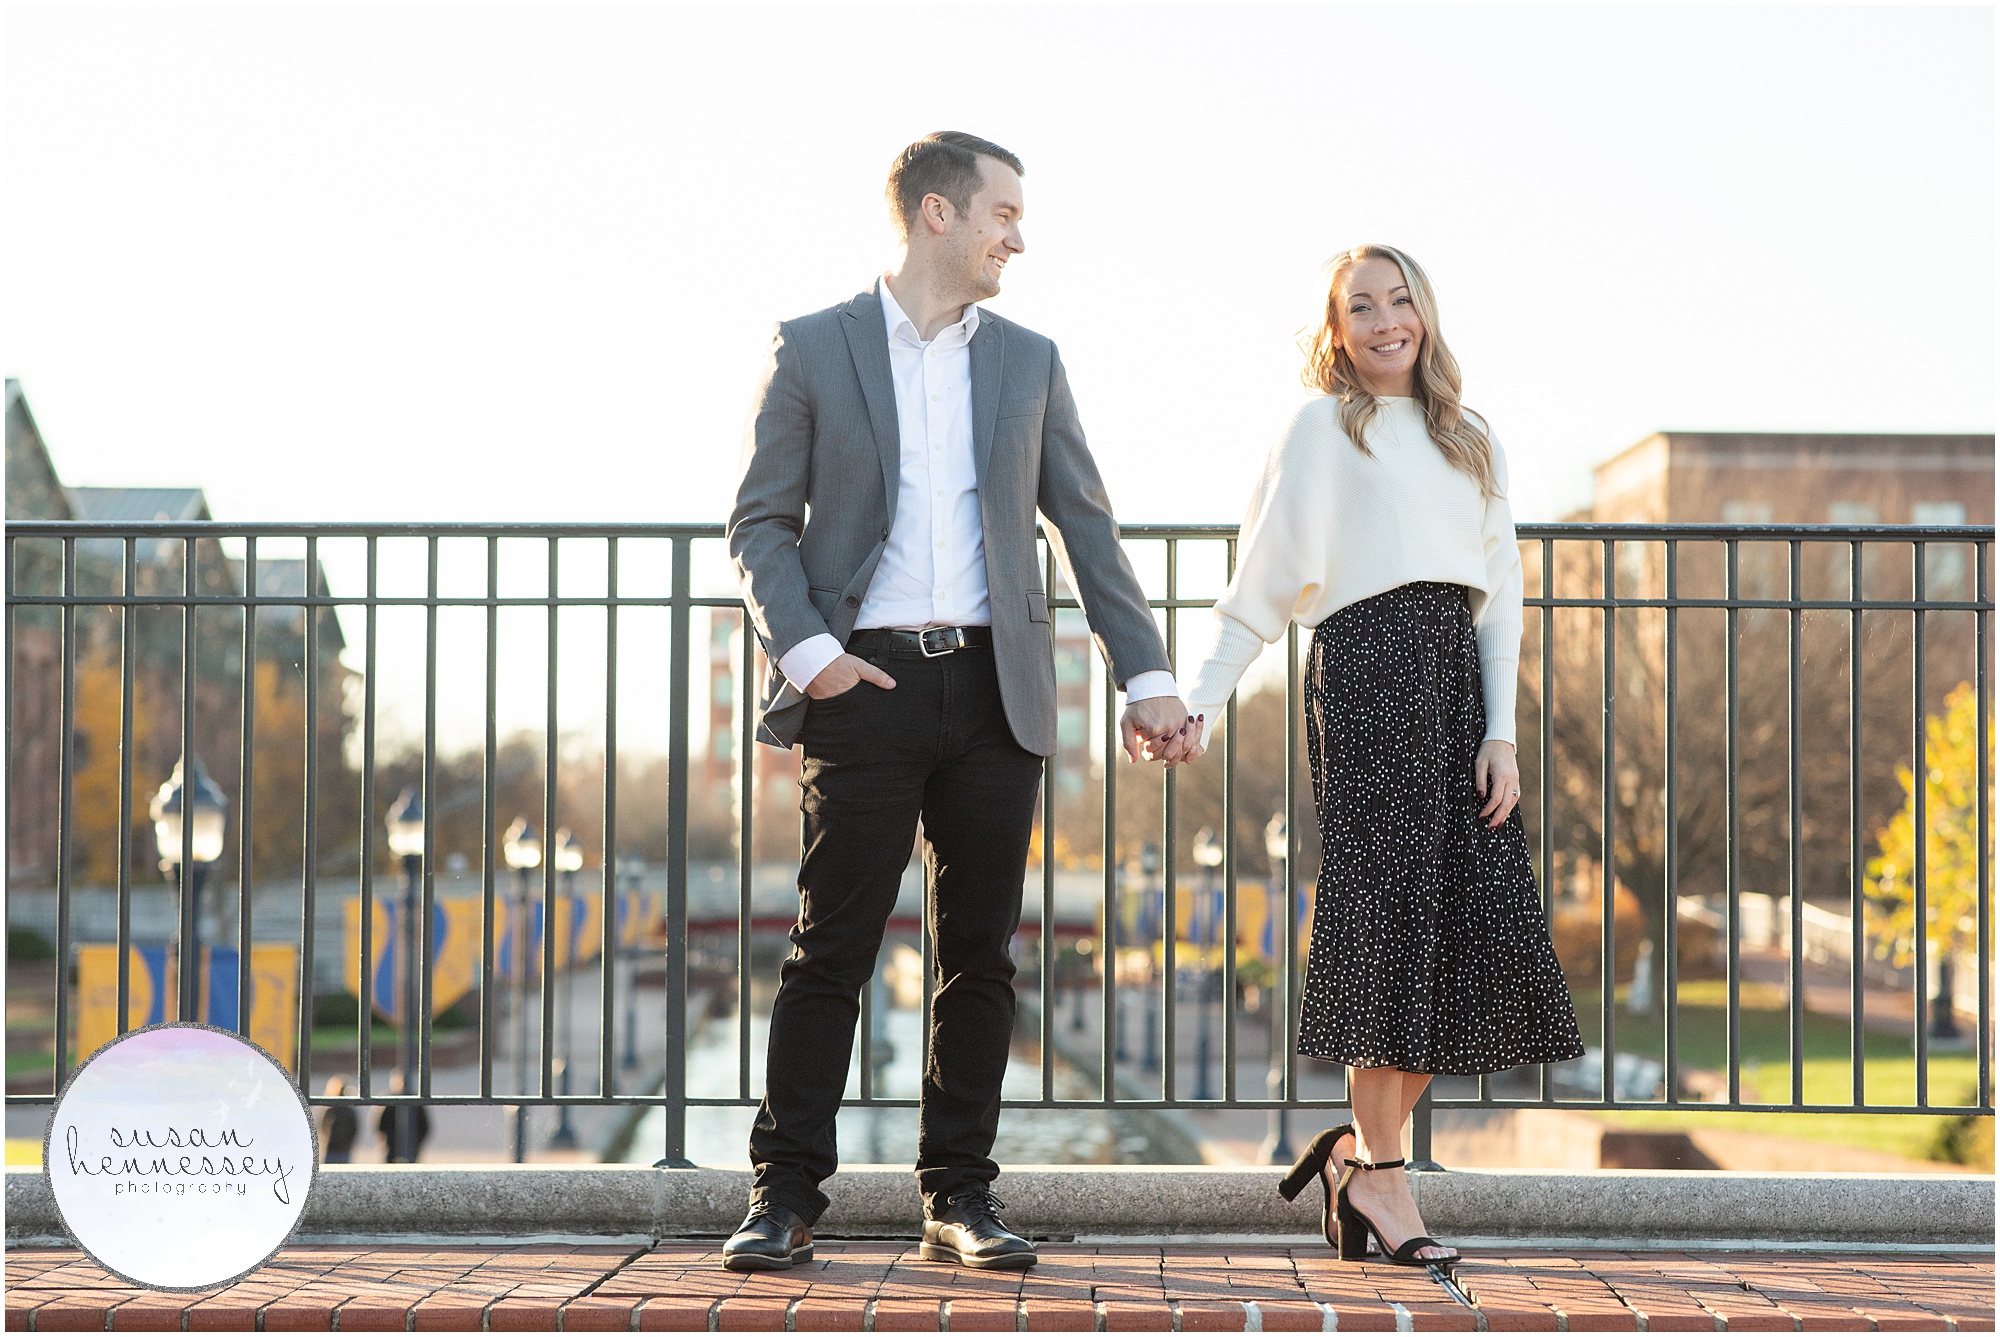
[1867,681,1993,968]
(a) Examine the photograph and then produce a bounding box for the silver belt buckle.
[919,627,963,658]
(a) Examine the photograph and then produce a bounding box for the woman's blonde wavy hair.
[1300,243,1498,497]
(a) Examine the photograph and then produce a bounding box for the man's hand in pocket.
[805,654,898,699]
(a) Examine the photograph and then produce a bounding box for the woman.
[1171,244,1583,1268]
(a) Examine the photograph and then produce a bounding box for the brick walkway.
[3,1243,1991,1331]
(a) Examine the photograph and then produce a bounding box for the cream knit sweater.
[1183,395,1524,747]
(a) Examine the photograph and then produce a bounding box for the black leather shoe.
[920,1188,1037,1270]
[722,1201,814,1272]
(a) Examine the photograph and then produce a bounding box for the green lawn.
[1570,981,1989,1167]
[307,1022,469,1048]
[6,1048,53,1079]
[310,1023,407,1046]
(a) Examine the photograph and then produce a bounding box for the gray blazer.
[729,282,1170,756]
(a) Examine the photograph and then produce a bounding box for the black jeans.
[748,643,1043,1224]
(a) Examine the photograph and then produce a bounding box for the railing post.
[297,535,320,1082]
[602,538,621,1097]
[657,535,695,1168]
[56,538,76,1081]
[235,534,254,1040]
[118,538,137,1037]
[1600,539,1617,1104]
[179,536,199,1025]
[1409,1086,1442,1171]
[737,612,756,1102]
[1977,539,1992,1110]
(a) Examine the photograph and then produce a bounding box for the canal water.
[626,992,1175,1168]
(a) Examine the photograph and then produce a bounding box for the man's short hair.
[885,132,1025,240]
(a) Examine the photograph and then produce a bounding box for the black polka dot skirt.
[1297,581,1585,1075]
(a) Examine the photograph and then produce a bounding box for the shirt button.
[935,488,944,497]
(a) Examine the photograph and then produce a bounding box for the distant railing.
[5,520,1991,1167]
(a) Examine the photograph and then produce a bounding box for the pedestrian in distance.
[377,1072,431,1164]
[319,1074,357,1164]
[1171,244,1586,1271]
[725,131,1199,1273]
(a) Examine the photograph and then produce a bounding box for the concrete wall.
[8,1165,1991,1246]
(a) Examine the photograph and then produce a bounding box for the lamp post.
[502,817,542,1162]
[548,828,584,1150]
[619,854,647,1071]
[1112,857,1129,1064]
[1140,842,1161,1075]
[385,789,425,1163]
[150,758,227,1023]
[1191,827,1223,1101]
[1932,956,1962,1040]
[1258,813,1294,1165]
[1069,938,1091,1031]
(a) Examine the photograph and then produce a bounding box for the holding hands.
[1119,696,1205,768]
[1159,727,1206,768]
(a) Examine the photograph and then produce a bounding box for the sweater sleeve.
[1183,402,1333,746]
[1181,613,1266,748]
[1473,434,1524,745]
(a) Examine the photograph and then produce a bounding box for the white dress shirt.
[861,279,988,630]
[780,278,1178,708]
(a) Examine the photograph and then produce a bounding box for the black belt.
[847,626,993,658]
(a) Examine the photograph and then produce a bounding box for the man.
[726,131,1195,1273]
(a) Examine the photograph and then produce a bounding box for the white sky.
[6,3,1995,754]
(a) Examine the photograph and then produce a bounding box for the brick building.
[1586,431,1992,527]
[5,382,351,889]
[1522,428,1994,975]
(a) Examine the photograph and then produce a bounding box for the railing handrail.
[3,519,1994,541]
[6,519,1992,1164]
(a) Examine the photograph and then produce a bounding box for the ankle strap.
[1342,1157,1407,1171]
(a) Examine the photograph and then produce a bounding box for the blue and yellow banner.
[75,943,298,1072]
[74,945,170,1062]
[206,944,299,1072]
[496,894,597,978]
[345,890,658,1009]
[495,890,661,976]
[615,889,663,949]
[343,898,485,1022]
[1117,881,1313,965]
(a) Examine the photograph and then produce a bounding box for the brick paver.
[1022,1297,1097,1330]
[638,1296,720,1330]
[2,1243,1990,1331]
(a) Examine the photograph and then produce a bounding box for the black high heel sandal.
[1275,1124,1356,1248]
[1333,1157,1460,1270]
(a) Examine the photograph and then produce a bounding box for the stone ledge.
[7,1163,1991,1244]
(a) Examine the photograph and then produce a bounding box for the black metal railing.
[5,521,1991,1166]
